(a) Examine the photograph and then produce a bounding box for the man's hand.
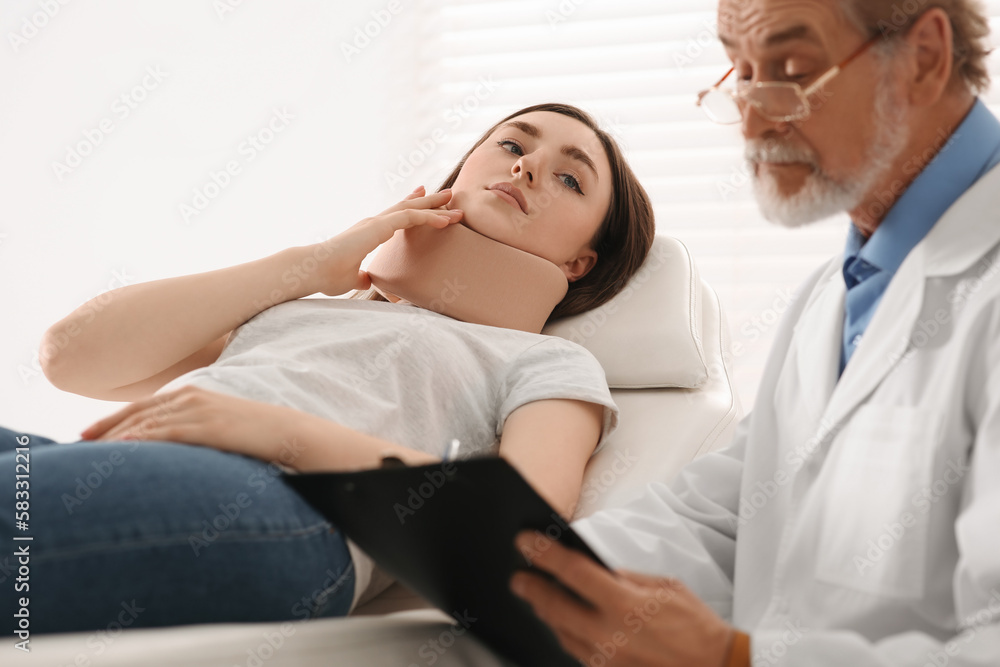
[510,530,736,667]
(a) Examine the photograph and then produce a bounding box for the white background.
[1,0,998,442]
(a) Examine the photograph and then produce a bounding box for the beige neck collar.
[366,223,569,334]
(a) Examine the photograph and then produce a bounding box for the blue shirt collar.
[845,98,1000,274]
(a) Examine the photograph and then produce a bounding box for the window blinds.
[389,0,1000,408]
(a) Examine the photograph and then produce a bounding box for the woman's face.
[447,111,614,282]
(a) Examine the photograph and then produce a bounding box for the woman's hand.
[303,186,464,297]
[79,386,307,466]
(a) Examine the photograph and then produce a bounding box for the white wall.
[0,0,417,441]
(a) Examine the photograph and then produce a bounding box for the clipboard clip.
[379,454,407,469]
[379,439,461,469]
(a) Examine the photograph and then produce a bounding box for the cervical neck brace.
[366,222,569,334]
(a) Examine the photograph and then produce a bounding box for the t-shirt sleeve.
[497,337,620,457]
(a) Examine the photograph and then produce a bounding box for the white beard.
[747,64,910,228]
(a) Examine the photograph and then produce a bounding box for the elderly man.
[511,1,1000,666]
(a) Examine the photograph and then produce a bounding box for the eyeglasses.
[696,35,882,125]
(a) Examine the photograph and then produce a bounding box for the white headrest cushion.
[542,236,709,389]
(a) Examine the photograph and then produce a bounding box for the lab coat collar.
[822,247,926,433]
[922,162,1000,278]
[813,163,1000,448]
[791,267,845,425]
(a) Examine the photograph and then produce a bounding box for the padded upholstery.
[543,236,710,389]
[25,236,743,666]
[571,272,741,517]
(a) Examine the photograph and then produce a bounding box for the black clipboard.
[282,457,609,667]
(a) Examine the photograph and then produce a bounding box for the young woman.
[1,103,654,633]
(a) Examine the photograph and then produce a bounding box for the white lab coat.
[573,163,1000,666]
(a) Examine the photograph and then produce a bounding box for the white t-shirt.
[156,297,619,610]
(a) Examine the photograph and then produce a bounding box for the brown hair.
[840,0,992,94]
[358,102,655,322]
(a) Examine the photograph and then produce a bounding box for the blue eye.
[497,139,524,156]
[560,174,583,194]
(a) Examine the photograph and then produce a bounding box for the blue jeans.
[0,426,355,634]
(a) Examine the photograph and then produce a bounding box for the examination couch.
[18,235,742,667]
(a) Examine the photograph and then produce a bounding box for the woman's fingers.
[308,191,462,297]
[379,207,464,240]
[379,187,454,215]
[343,206,463,249]
[80,398,160,439]
[82,388,189,441]
[99,401,176,441]
[347,207,463,250]
[402,185,426,202]
[99,401,201,443]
